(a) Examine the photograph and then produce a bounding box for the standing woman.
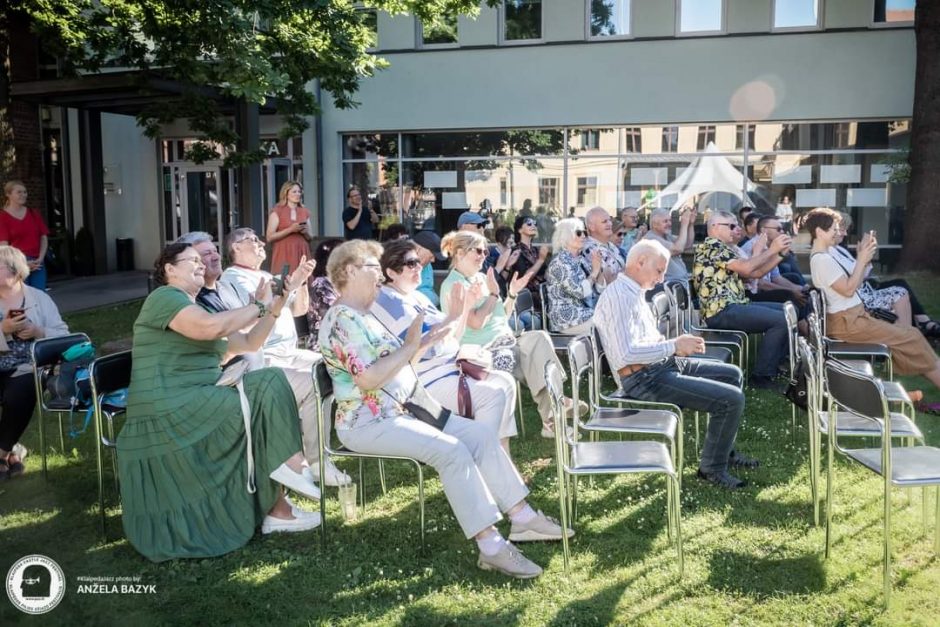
[1,181,50,290]
[0,245,68,478]
[266,181,311,274]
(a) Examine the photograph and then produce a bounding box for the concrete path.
[47,271,151,314]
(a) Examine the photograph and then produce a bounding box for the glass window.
[662,126,679,153]
[357,7,378,49]
[420,15,458,46]
[751,121,909,151]
[873,0,915,24]
[697,125,716,150]
[581,130,601,150]
[343,134,398,160]
[576,176,598,207]
[736,125,755,150]
[678,0,724,34]
[624,127,642,153]
[589,0,631,38]
[773,0,820,29]
[402,129,566,159]
[538,177,560,211]
[503,0,542,41]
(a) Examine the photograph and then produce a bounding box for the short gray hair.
[0,245,30,282]
[626,239,670,266]
[176,231,214,246]
[707,210,735,227]
[552,218,584,252]
[649,208,671,222]
[224,227,256,258]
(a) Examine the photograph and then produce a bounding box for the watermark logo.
[6,555,66,615]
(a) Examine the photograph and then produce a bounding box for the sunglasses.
[469,246,486,256]
[574,229,586,237]
[712,223,737,229]
[523,220,537,227]
[401,259,422,269]
[617,231,627,237]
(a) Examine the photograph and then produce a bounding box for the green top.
[439,269,511,346]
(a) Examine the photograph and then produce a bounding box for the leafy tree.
[590,0,617,37]
[4,0,498,167]
[900,1,939,271]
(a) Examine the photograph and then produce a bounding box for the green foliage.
[13,0,499,166]
[881,149,911,184]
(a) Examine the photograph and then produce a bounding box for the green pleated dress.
[117,286,302,562]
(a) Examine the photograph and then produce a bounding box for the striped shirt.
[593,274,676,371]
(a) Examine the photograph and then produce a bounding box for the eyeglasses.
[617,231,627,237]
[401,259,422,269]
[359,263,381,270]
[236,234,261,244]
[468,247,486,256]
[574,229,586,237]
[173,256,204,266]
[474,223,485,230]
[712,223,737,229]
[523,219,537,227]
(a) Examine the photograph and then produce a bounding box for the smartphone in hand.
[8,308,25,319]
[272,264,291,296]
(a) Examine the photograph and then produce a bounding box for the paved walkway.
[47,271,151,314]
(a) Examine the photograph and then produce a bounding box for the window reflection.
[421,15,458,46]
[873,0,915,24]
[504,0,542,41]
[589,0,631,37]
[773,0,819,29]
[679,0,724,34]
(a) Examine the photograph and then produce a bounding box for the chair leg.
[666,476,675,542]
[516,381,525,437]
[825,433,834,559]
[934,485,939,555]
[378,459,387,495]
[808,415,819,527]
[571,475,579,522]
[38,408,47,478]
[671,474,684,579]
[694,412,700,456]
[883,475,892,609]
[414,461,425,551]
[94,407,106,539]
[57,414,65,453]
[358,458,366,514]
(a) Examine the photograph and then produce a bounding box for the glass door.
[178,166,225,243]
[264,158,293,208]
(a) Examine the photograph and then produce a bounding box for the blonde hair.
[440,230,487,268]
[326,240,383,291]
[0,245,31,282]
[277,180,302,205]
[3,180,26,199]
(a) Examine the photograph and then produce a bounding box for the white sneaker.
[284,495,319,518]
[261,510,322,535]
[309,458,351,487]
[12,443,28,460]
[477,542,543,579]
[509,510,575,542]
[270,463,321,501]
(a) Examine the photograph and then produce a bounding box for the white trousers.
[338,414,530,539]
[264,347,326,465]
[426,369,518,440]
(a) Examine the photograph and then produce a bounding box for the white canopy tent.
[638,142,759,213]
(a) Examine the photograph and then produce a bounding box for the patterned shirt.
[593,274,676,371]
[507,242,547,307]
[581,237,624,294]
[545,249,595,332]
[317,305,418,430]
[692,236,749,320]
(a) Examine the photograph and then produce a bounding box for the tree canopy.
[12,0,498,166]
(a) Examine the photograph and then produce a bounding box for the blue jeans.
[707,302,788,379]
[25,259,46,290]
[620,357,744,474]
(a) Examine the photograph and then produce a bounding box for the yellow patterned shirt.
[692,237,749,320]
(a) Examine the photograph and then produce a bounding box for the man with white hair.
[176,231,227,313]
[594,239,759,490]
[219,227,350,487]
[692,211,790,390]
[642,206,696,290]
[580,206,624,293]
[593,239,754,489]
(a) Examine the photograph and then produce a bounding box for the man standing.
[693,212,791,390]
[642,206,696,290]
[343,186,379,240]
[219,227,350,487]
[594,240,755,489]
[581,206,624,293]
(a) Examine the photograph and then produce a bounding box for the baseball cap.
[457,211,486,228]
[411,230,446,261]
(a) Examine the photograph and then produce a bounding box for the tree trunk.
[899,2,940,272]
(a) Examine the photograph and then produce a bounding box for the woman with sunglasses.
[371,239,519,451]
[545,218,600,335]
[319,240,571,579]
[506,215,550,320]
[440,231,582,438]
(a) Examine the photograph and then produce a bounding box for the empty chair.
[822,358,940,607]
[545,360,683,576]
[89,350,131,537]
[650,291,732,365]
[666,281,746,371]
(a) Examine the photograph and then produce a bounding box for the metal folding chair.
[89,350,131,537]
[539,282,579,354]
[313,359,425,549]
[809,290,893,379]
[546,360,683,577]
[822,358,940,608]
[30,332,92,477]
[650,291,732,364]
[666,281,746,372]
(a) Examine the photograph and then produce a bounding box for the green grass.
[2,277,939,625]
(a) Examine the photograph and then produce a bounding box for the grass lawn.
[2,276,939,625]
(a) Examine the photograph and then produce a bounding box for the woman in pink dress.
[266,180,312,273]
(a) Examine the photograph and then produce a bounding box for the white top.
[776,203,793,220]
[593,274,675,371]
[218,265,299,358]
[810,252,862,314]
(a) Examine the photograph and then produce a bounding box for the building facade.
[17,0,916,273]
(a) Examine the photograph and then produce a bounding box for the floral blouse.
[692,236,748,320]
[318,304,418,430]
[545,249,595,332]
[580,237,624,294]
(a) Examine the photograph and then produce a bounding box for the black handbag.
[383,377,452,431]
[866,307,898,323]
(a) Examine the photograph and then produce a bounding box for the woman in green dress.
[118,243,322,562]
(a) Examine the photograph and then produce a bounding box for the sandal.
[5,452,25,478]
[917,320,940,338]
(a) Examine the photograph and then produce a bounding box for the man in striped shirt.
[593,240,756,490]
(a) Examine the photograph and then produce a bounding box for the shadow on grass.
[706,549,826,597]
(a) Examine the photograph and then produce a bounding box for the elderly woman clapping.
[371,239,519,452]
[439,230,583,438]
[318,240,571,579]
[0,245,68,478]
[545,218,600,335]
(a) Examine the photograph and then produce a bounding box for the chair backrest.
[294,315,311,343]
[783,301,799,377]
[796,337,820,413]
[543,360,571,446]
[539,282,550,318]
[808,290,826,334]
[512,288,534,332]
[89,351,132,397]
[824,359,889,426]
[649,291,673,338]
[312,358,333,399]
[31,333,91,369]
[566,334,595,415]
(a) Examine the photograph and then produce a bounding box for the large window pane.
[504,0,542,41]
[402,129,566,159]
[343,133,398,160]
[589,0,631,37]
[774,0,819,29]
[621,155,745,216]
[873,0,915,24]
[679,0,724,33]
[421,15,458,45]
[751,121,909,151]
